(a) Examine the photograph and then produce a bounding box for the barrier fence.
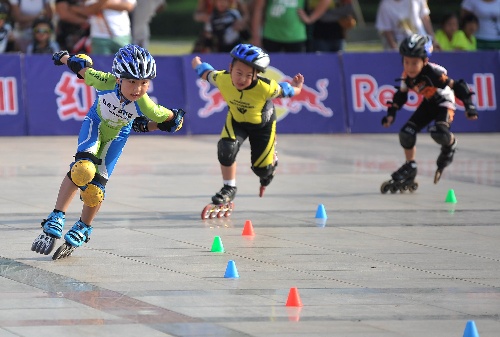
[0,51,498,136]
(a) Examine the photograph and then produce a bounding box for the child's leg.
[54,175,80,212]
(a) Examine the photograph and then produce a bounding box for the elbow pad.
[279,82,295,98]
[391,90,408,109]
[453,79,474,103]
[67,54,93,79]
[195,62,215,78]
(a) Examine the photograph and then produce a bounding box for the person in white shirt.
[9,0,53,52]
[375,0,436,51]
[131,0,164,48]
[87,0,136,55]
[461,0,500,50]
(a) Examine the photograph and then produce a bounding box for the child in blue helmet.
[32,44,186,259]
[192,43,304,215]
[380,34,478,193]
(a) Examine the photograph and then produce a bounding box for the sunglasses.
[34,28,51,34]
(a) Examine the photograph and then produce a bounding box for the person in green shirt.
[434,13,459,51]
[452,13,479,51]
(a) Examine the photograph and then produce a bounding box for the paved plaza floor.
[0,134,499,337]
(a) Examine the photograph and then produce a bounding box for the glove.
[132,116,149,132]
[464,103,478,119]
[381,107,397,126]
[53,50,69,66]
[158,109,186,133]
[67,54,93,79]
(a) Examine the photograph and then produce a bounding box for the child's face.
[214,0,231,12]
[230,60,257,90]
[403,56,427,78]
[33,23,52,41]
[464,22,478,36]
[443,16,459,36]
[117,78,150,101]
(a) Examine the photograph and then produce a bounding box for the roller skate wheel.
[390,185,398,194]
[380,181,391,194]
[224,202,234,217]
[409,182,419,192]
[201,204,214,220]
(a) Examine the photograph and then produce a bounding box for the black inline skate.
[381,161,418,194]
[434,139,457,184]
[201,185,237,220]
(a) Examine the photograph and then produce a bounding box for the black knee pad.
[251,165,274,179]
[399,123,417,149]
[429,122,452,146]
[217,138,239,166]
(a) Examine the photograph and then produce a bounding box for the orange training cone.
[242,220,255,236]
[286,287,303,307]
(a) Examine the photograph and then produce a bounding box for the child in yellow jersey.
[192,43,304,207]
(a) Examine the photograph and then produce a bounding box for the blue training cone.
[315,204,327,219]
[224,260,239,278]
[463,320,480,337]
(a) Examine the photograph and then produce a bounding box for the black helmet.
[399,34,433,59]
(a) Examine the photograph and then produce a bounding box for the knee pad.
[429,122,452,146]
[399,123,417,149]
[251,164,274,179]
[80,175,107,207]
[217,138,239,166]
[68,152,102,187]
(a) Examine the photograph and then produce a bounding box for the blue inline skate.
[52,219,93,260]
[31,210,65,255]
[381,161,419,194]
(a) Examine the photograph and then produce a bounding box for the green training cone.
[445,189,457,203]
[315,204,327,219]
[211,236,224,253]
[463,320,480,337]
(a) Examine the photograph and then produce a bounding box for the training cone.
[463,320,480,337]
[315,204,327,219]
[286,287,303,307]
[242,220,255,236]
[211,236,224,253]
[224,260,239,278]
[445,189,457,203]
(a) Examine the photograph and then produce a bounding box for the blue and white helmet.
[230,44,270,72]
[112,44,156,79]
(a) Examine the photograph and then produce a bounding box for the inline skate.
[434,139,457,184]
[381,161,418,194]
[52,219,93,260]
[31,210,65,255]
[201,185,236,220]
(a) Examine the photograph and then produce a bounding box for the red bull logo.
[0,77,18,115]
[351,73,496,112]
[196,66,333,120]
[54,72,95,121]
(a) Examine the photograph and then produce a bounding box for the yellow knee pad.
[71,159,96,187]
[80,183,104,207]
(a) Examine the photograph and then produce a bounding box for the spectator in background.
[55,0,107,54]
[87,0,136,55]
[461,0,500,50]
[9,0,53,53]
[452,13,479,51]
[204,0,245,52]
[192,0,249,53]
[26,16,59,54]
[375,0,437,51]
[0,2,14,53]
[251,0,331,53]
[131,0,165,48]
[301,0,356,52]
[434,13,459,51]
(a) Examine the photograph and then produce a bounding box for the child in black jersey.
[381,34,478,192]
[192,43,304,209]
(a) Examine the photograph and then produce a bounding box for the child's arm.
[279,73,304,98]
[53,50,93,79]
[132,109,186,133]
[381,87,409,127]
[449,79,478,120]
[192,56,214,81]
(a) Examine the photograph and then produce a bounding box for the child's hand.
[292,73,304,89]
[381,115,394,128]
[192,56,202,69]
